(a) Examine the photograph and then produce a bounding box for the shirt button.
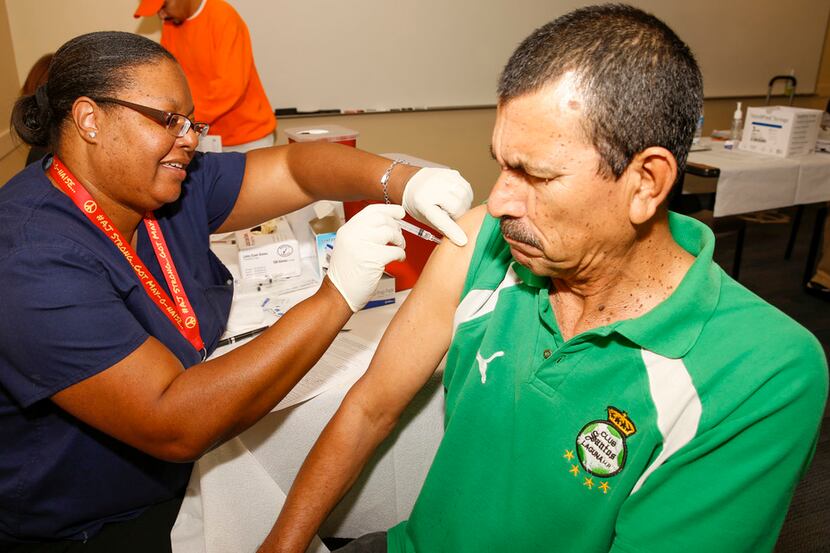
[543,349,552,359]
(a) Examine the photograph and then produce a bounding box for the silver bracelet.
[379,159,409,204]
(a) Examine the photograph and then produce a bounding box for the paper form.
[272,332,376,412]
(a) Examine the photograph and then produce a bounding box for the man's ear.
[72,97,100,144]
[625,147,677,225]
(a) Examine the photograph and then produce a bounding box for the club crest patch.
[575,406,636,478]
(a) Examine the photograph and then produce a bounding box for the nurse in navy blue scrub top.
[0,31,473,552]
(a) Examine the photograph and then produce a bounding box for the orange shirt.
[161,0,276,146]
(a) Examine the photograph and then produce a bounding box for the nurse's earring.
[88,131,97,138]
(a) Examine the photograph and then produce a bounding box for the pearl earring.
[88,131,97,138]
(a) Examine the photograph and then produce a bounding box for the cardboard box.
[236,217,301,280]
[363,272,396,309]
[197,134,222,153]
[739,106,822,157]
[816,113,830,153]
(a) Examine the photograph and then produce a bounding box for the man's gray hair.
[498,3,703,181]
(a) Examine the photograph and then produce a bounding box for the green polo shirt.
[388,212,827,553]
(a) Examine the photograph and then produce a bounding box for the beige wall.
[0,0,25,179]
[0,0,158,186]
[6,0,158,86]
[1,2,829,197]
[819,17,830,98]
[277,109,500,207]
[701,14,830,133]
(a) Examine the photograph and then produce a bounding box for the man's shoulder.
[696,277,826,379]
[457,204,489,240]
[459,207,517,289]
[718,278,819,345]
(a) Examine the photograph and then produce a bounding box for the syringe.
[399,220,441,243]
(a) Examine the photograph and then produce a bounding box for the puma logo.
[476,350,504,383]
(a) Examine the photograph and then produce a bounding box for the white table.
[171,273,445,553]
[686,139,830,217]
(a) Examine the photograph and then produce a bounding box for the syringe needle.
[399,220,441,243]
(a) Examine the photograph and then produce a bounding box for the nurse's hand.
[402,167,474,246]
[326,204,406,312]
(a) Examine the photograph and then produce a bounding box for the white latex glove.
[402,167,474,246]
[326,204,406,312]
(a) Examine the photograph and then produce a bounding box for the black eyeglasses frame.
[92,97,209,138]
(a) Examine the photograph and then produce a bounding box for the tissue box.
[363,273,396,309]
[236,217,301,280]
[739,106,822,157]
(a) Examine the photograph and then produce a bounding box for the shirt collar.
[614,212,722,358]
[507,212,721,359]
[188,0,207,20]
[512,262,547,289]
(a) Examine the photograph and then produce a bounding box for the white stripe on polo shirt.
[452,264,523,337]
[630,349,703,495]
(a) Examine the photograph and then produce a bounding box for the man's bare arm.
[258,206,488,553]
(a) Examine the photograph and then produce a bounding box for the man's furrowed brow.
[491,145,555,176]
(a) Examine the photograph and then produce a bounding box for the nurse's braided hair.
[11,31,175,150]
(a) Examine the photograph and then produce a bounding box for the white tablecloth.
[687,140,830,217]
[171,293,446,553]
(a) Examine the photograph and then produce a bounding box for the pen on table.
[218,325,270,347]
[399,220,441,243]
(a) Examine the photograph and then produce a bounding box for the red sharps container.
[344,155,444,292]
[284,125,359,147]
[285,125,438,291]
[281,125,359,263]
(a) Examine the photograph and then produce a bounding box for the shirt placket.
[527,287,570,392]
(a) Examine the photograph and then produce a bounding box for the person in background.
[805,109,830,300]
[134,0,275,153]
[19,53,53,165]
[260,5,828,553]
[0,30,472,551]
[805,210,830,300]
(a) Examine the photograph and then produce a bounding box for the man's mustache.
[500,217,542,249]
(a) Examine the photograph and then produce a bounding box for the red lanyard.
[49,156,206,357]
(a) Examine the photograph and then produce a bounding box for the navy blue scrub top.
[0,152,245,542]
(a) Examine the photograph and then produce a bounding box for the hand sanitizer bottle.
[725,102,743,150]
[692,108,704,147]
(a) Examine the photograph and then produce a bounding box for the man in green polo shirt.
[259,5,828,553]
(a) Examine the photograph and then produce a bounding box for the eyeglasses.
[93,97,210,138]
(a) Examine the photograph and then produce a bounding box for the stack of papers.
[274,332,375,411]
